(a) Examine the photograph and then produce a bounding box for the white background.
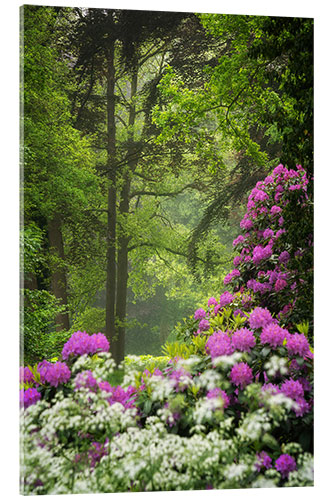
[1,1,332,498]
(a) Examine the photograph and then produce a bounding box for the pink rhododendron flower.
[249,307,273,329]
[275,454,297,478]
[286,333,310,357]
[260,323,288,348]
[194,308,206,320]
[206,331,235,358]
[206,387,230,409]
[232,328,256,352]
[229,362,253,389]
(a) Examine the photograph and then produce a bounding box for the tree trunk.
[48,214,70,331]
[105,40,118,355]
[114,68,138,364]
[115,179,130,363]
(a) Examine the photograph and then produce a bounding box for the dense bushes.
[20,297,313,492]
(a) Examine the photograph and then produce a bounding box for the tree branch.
[129,182,197,199]
[127,241,223,266]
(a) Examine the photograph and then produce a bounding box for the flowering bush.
[20,166,313,493]
[20,297,313,493]
[223,164,313,341]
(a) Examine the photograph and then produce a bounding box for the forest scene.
[20,4,314,494]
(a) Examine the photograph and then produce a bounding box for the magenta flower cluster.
[206,331,235,358]
[229,362,253,389]
[255,451,272,471]
[206,387,230,409]
[260,323,288,348]
[62,331,110,360]
[255,452,297,478]
[74,370,98,391]
[249,307,273,329]
[44,362,71,387]
[275,454,297,478]
[20,387,41,408]
[221,164,312,325]
[231,328,256,352]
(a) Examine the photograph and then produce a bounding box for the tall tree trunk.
[48,214,70,331]
[115,68,138,363]
[115,178,130,363]
[105,40,118,355]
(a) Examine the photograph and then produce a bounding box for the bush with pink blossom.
[224,164,313,341]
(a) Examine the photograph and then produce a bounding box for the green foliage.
[23,289,69,364]
[70,307,105,335]
[161,341,195,359]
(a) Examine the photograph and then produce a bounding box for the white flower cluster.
[264,355,289,377]
[196,369,222,390]
[237,408,272,442]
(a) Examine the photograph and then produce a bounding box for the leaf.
[262,433,280,451]
[261,346,271,358]
[143,400,152,416]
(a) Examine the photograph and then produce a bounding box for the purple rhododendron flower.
[213,304,221,316]
[233,235,245,247]
[62,331,109,360]
[252,245,273,266]
[233,309,246,318]
[286,333,310,358]
[108,385,137,409]
[255,451,272,471]
[270,205,282,216]
[263,228,274,239]
[249,307,273,329]
[261,383,280,395]
[273,164,286,176]
[275,278,287,292]
[253,189,269,202]
[169,367,192,392]
[240,217,253,231]
[207,297,218,307]
[37,360,52,384]
[20,366,35,385]
[62,331,92,359]
[232,328,256,352]
[278,250,290,264]
[219,291,234,307]
[44,362,71,387]
[224,269,240,285]
[280,378,304,400]
[207,387,230,409]
[229,362,253,389]
[264,175,274,185]
[20,387,41,408]
[74,370,98,391]
[260,323,288,348]
[293,397,310,417]
[206,331,235,359]
[233,255,242,267]
[89,333,110,354]
[194,308,206,320]
[198,319,210,332]
[98,380,112,393]
[275,454,297,478]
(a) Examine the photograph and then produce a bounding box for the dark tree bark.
[105,39,118,355]
[115,67,138,364]
[48,214,70,330]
